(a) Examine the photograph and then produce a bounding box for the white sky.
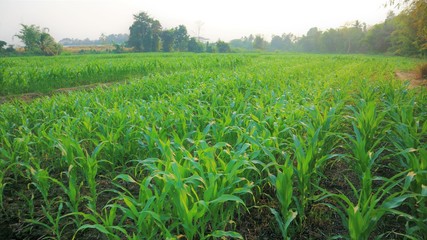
[0,0,397,45]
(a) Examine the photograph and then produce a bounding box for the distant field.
[61,45,134,54]
[0,53,426,239]
[63,45,117,53]
[0,53,421,97]
[0,53,245,96]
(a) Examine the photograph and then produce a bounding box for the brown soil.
[0,92,44,104]
[395,70,427,88]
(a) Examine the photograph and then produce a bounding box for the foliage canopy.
[15,24,62,56]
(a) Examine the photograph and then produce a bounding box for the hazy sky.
[0,0,397,45]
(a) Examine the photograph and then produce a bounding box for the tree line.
[126,12,230,53]
[1,0,425,57]
[231,1,426,56]
[59,34,129,46]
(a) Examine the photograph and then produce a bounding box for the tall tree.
[128,12,162,52]
[216,40,231,53]
[205,42,215,53]
[15,24,62,55]
[299,27,322,52]
[270,35,284,51]
[151,20,162,52]
[320,29,344,52]
[389,12,418,55]
[173,25,189,52]
[270,33,295,51]
[365,12,396,53]
[408,0,427,54]
[230,36,254,50]
[253,35,268,50]
[161,29,175,52]
[188,37,204,52]
[0,40,6,50]
[341,21,366,53]
[387,0,426,55]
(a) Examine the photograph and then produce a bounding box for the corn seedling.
[26,200,66,240]
[319,171,414,240]
[270,156,297,240]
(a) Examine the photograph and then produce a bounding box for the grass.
[0,53,426,239]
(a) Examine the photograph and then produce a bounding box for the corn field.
[0,53,426,239]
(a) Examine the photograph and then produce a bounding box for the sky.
[0,0,398,45]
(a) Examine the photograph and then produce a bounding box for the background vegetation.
[231,1,426,56]
[1,0,425,57]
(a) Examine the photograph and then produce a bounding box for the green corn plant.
[19,191,36,219]
[156,144,210,239]
[50,164,83,228]
[379,97,426,238]
[74,203,130,240]
[392,150,427,238]
[0,159,17,209]
[319,171,415,240]
[270,157,297,240]
[291,131,336,223]
[81,142,106,210]
[201,142,254,223]
[57,137,109,213]
[347,99,388,176]
[200,149,254,236]
[148,159,205,239]
[55,136,86,170]
[348,124,385,178]
[387,100,427,212]
[140,138,250,239]
[2,133,34,181]
[399,171,427,239]
[26,200,66,240]
[27,165,51,207]
[64,164,81,223]
[0,128,16,173]
[206,230,244,239]
[394,148,427,194]
[113,173,171,239]
[0,169,5,209]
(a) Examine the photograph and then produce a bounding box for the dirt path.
[395,70,427,88]
[0,81,123,104]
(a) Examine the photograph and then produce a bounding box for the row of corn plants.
[0,53,246,96]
